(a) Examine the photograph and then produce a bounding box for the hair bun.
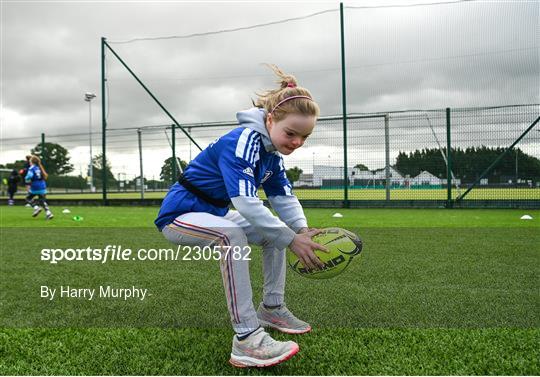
[280,75,297,89]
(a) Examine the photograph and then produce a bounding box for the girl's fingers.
[301,256,315,270]
[312,241,329,253]
[306,229,322,237]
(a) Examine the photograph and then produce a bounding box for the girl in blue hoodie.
[156,64,326,368]
[25,155,53,220]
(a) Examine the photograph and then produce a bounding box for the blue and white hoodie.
[155,107,307,250]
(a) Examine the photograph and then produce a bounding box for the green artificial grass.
[0,206,539,375]
[1,206,539,228]
[5,187,540,200]
[2,328,538,375]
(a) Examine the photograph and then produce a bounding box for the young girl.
[21,154,32,207]
[25,155,53,220]
[155,65,327,368]
[7,169,20,205]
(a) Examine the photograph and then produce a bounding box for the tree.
[3,159,27,172]
[286,166,303,184]
[92,153,112,171]
[395,146,540,184]
[31,142,74,175]
[160,157,188,183]
[91,153,116,183]
[354,163,370,171]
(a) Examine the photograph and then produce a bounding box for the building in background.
[296,165,460,189]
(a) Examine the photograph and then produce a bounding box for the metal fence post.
[41,133,45,161]
[101,36,108,205]
[446,107,453,208]
[137,129,144,200]
[384,115,390,202]
[172,124,177,183]
[455,115,540,203]
[340,2,349,208]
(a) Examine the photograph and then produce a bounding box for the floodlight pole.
[101,37,108,205]
[88,98,94,192]
[85,92,96,193]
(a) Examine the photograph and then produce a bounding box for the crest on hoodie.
[242,167,254,177]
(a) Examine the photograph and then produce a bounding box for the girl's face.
[266,113,316,155]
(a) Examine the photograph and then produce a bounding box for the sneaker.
[257,303,311,334]
[229,327,299,368]
[25,203,32,208]
[45,212,54,220]
[32,207,42,217]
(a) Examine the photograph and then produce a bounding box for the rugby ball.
[287,227,363,279]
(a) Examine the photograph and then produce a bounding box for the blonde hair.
[30,155,48,180]
[254,64,320,122]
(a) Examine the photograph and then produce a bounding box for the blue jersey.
[155,126,293,230]
[25,165,47,193]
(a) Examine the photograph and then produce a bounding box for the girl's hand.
[289,229,329,270]
[297,227,322,234]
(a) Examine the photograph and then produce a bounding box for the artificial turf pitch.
[0,207,539,375]
[7,187,540,200]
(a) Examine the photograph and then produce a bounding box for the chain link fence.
[3,104,538,208]
[1,3,537,207]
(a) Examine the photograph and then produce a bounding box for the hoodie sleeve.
[25,167,34,183]
[218,129,296,250]
[263,155,308,233]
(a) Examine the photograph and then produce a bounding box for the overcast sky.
[1,0,538,178]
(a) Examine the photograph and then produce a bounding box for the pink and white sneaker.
[256,303,312,334]
[229,328,299,368]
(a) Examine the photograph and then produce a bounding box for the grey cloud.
[1,1,538,177]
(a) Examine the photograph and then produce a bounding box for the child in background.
[7,169,20,205]
[25,155,53,220]
[20,155,32,207]
[155,64,327,368]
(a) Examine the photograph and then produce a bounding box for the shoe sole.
[32,209,42,217]
[229,343,299,368]
[258,319,312,335]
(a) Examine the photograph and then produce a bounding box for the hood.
[236,107,277,153]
